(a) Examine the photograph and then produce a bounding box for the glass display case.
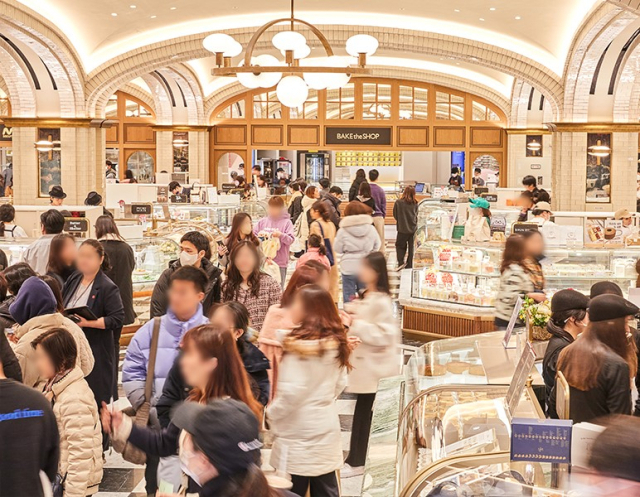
[238,200,268,220]
[152,204,239,230]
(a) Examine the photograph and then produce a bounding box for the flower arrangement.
[519,296,552,341]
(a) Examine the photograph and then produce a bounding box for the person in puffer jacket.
[122,266,209,496]
[33,328,103,497]
[333,201,381,304]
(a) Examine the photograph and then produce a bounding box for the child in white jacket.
[341,252,400,477]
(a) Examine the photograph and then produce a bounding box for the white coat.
[347,292,400,393]
[267,335,347,477]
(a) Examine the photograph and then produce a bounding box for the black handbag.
[52,473,66,497]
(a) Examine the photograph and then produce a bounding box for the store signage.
[512,222,538,235]
[530,164,542,170]
[511,418,572,464]
[325,127,392,146]
[482,193,498,203]
[64,218,88,233]
[131,204,152,215]
[474,187,489,195]
[0,125,12,142]
[170,194,189,203]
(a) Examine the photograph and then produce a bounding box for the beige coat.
[50,367,103,497]
[258,304,296,401]
[347,292,400,393]
[267,334,347,476]
[310,218,339,302]
[14,313,95,389]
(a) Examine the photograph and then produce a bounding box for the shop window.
[290,89,318,119]
[586,133,612,203]
[326,83,355,120]
[105,95,118,118]
[436,91,465,120]
[124,99,152,118]
[472,101,500,121]
[253,91,282,119]
[362,83,392,120]
[399,85,428,120]
[173,132,189,172]
[216,99,246,119]
[37,128,61,197]
[126,151,154,183]
[472,154,500,188]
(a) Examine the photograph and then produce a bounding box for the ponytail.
[307,233,326,256]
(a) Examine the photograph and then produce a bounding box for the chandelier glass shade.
[204,0,378,108]
[526,140,541,151]
[588,140,611,158]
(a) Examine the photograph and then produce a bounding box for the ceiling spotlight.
[515,16,521,20]
[130,4,136,8]
[489,7,496,11]
[150,15,156,18]
[527,140,542,151]
[170,6,176,10]
[479,18,485,21]
[454,9,460,12]
[111,12,118,16]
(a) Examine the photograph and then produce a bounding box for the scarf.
[522,257,545,291]
[43,368,73,402]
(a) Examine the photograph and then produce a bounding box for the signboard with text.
[325,127,392,146]
[64,218,88,233]
[0,125,12,142]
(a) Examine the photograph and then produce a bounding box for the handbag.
[52,473,66,497]
[112,317,161,464]
[316,222,335,266]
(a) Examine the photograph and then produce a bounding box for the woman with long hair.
[333,201,381,304]
[522,230,546,293]
[542,289,589,417]
[122,169,137,183]
[96,215,136,327]
[551,294,638,423]
[102,325,262,494]
[217,212,260,269]
[258,264,330,400]
[298,185,320,246]
[46,233,77,288]
[342,252,399,477]
[393,185,419,270]
[32,328,103,497]
[494,234,545,329]
[267,285,351,497]
[62,239,124,410]
[356,181,376,212]
[309,200,339,300]
[349,168,367,202]
[0,204,27,238]
[222,240,281,330]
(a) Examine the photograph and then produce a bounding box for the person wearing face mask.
[542,289,589,417]
[102,325,262,495]
[463,198,492,242]
[165,399,295,497]
[150,231,221,319]
[217,213,261,270]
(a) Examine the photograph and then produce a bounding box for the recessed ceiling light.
[454,9,460,12]
[515,15,521,20]
[489,7,496,11]
[150,15,156,18]
[479,18,485,21]
[111,12,117,16]
[130,4,136,8]
[170,6,176,9]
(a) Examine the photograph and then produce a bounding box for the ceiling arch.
[0,36,36,117]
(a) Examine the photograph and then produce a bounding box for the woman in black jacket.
[348,168,366,202]
[156,302,270,427]
[542,289,589,417]
[63,239,124,410]
[150,231,221,318]
[393,185,419,269]
[96,215,136,326]
[356,181,376,213]
[551,294,638,423]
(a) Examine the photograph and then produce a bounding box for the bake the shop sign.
[325,127,392,146]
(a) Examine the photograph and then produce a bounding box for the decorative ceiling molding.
[118,83,156,114]
[0,37,36,117]
[607,0,640,15]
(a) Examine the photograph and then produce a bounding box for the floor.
[97,226,405,497]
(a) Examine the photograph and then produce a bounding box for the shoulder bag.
[316,222,335,266]
[112,317,161,465]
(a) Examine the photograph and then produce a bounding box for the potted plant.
[519,296,552,341]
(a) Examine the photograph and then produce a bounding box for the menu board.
[511,418,572,463]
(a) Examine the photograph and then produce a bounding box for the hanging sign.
[325,127,392,146]
[0,125,12,142]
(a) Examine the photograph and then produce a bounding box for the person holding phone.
[63,240,124,413]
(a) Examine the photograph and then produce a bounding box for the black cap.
[84,191,102,206]
[172,399,261,475]
[590,281,623,299]
[551,289,589,314]
[588,294,639,322]
[49,185,67,199]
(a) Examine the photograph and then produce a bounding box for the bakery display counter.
[361,332,545,497]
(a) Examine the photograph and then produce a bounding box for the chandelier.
[203,0,378,108]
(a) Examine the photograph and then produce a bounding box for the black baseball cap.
[172,399,261,476]
[551,289,589,314]
[588,294,639,322]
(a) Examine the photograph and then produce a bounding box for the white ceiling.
[17,0,602,75]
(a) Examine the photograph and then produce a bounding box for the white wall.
[508,135,553,189]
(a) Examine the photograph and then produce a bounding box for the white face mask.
[180,251,199,267]
[180,457,203,487]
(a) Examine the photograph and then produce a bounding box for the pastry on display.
[604,227,616,240]
[423,364,447,376]
[446,361,471,374]
[468,364,486,376]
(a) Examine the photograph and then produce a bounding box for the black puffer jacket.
[0,296,15,331]
[0,331,21,381]
[321,193,341,229]
[549,347,632,423]
[150,258,222,319]
[156,335,270,427]
[542,321,575,417]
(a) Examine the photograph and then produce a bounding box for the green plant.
[519,296,551,328]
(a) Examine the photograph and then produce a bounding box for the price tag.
[64,218,88,233]
[482,193,498,203]
[502,297,523,349]
[512,222,538,235]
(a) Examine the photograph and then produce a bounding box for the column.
[155,130,173,174]
[188,130,209,183]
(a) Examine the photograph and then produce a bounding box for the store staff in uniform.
[551,294,638,423]
[542,289,589,417]
[529,201,555,227]
[169,181,190,198]
[615,208,636,239]
[49,185,66,206]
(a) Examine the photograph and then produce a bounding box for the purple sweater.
[370,182,387,218]
[254,212,295,267]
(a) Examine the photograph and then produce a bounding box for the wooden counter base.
[402,305,495,341]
